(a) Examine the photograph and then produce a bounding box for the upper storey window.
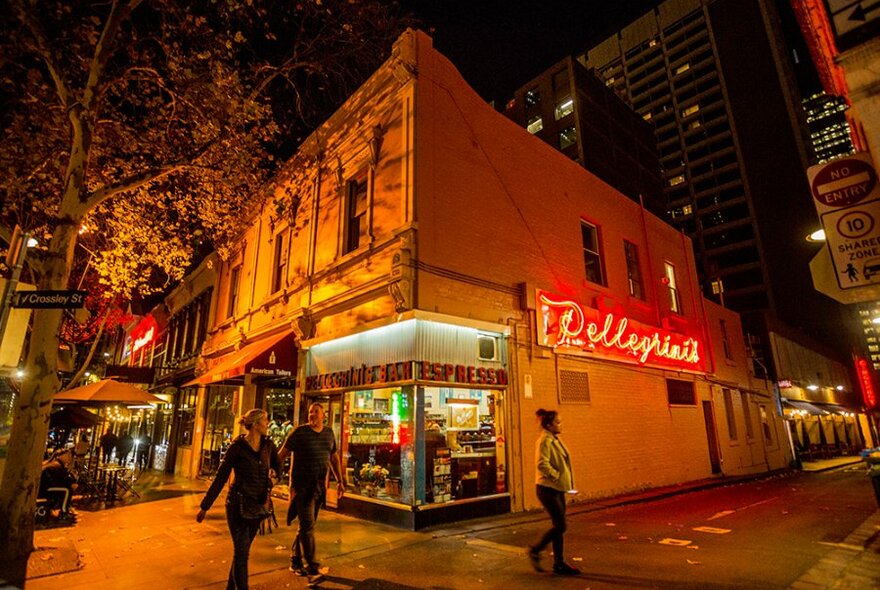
[344,173,368,254]
[581,221,605,285]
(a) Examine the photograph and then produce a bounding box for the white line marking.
[707,510,734,521]
[693,526,731,534]
[816,171,871,195]
[658,538,692,547]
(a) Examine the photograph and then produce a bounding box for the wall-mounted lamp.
[807,384,819,391]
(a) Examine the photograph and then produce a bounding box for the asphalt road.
[325,465,877,590]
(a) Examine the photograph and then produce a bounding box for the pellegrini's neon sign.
[538,291,703,371]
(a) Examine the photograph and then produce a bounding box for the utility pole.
[0,226,32,348]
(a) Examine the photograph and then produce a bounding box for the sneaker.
[306,571,325,586]
[289,558,306,576]
[526,547,544,572]
[552,562,581,576]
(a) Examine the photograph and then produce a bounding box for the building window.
[271,232,287,293]
[759,404,772,444]
[344,174,368,254]
[624,241,644,299]
[681,103,700,118]
[525,87,540,107]
[682,204,693,215]
[669,174,685,187]
[176,388,198,447]
[527,116,544,134]
[743,396,755,439]
[666,379,696,405]
[581,221,605,285]
[723,388,737,440]
[675,62,691,75]
[720,319,732,360]
[227,265,241,319]
[555,96,574,120]
[559,125,577,149]
[664,261,682,314]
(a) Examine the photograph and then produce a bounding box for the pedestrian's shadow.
[318,576,453,590]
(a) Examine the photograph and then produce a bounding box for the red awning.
[184,330,297,387]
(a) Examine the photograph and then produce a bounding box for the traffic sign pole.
[0,229,31,351]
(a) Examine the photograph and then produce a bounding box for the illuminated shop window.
[664,261,682,314]
[555,97,574,120]
[559,126,577,149]
[581,220,605,285]
[723,388,737,440]
[624,240,644,300]
[271,231,287,293]
[527,115,544,134]
[344,173,368,254]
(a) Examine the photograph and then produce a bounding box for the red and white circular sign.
[811,156,878,208]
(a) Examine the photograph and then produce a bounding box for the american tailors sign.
[305,361,508,392]
[537,290,704,372]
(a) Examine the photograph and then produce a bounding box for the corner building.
[193,30,791,529]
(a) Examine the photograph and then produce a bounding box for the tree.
[0,1,408,585]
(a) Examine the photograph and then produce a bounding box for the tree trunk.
[0,221,78,588]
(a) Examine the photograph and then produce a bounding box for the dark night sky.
[401,1,661,103]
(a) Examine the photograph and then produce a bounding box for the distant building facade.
[802,92,856,163]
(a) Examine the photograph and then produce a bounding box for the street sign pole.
[0,228,31,351]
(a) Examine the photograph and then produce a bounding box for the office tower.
[503,56,665,217]
[802,92,856,164]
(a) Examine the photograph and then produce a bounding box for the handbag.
[238,493,271,520]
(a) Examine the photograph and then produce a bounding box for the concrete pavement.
[24,457,880,589]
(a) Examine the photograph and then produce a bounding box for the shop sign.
[305,360,509,391]
[130,315,158,354]
[777,379,792,389]
[856,357,877,409]
[537,290,704,371]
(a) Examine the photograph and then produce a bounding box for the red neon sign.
[131,315,158,354]
[537,290,704,371]
[856,357,876,409]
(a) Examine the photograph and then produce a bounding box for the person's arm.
[535,434,560,481]
[329,450,345,497]
[197,442,237,522]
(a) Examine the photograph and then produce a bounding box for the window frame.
[343,172,369,255]
[271,230,288,293]
[227,265,241,319]
[581,220,605,286]
[722,388,737,440]
[664,261,682,314]
[623,240,644,300]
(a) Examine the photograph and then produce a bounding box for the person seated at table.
[39,449,77,520]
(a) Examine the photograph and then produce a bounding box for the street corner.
[26,540,82,580]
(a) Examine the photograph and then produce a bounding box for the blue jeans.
[225,503,261,589]
[533,485,567,565]
[290,485,323,569]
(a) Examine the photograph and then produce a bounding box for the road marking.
[465,539,526,554]
[659,538,692,546]
[738,497,779,511]
[817,541,864,552]
[707,510,734,521]
[693,526,731,534]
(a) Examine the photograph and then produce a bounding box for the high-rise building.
[802,91,856,163]
[502,56,665,217]
[504,0,854,385]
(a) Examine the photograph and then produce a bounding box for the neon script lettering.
[539,292,701,369]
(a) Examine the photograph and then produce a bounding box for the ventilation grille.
[558,370,590,404]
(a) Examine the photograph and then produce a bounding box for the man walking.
[278,402,346,586]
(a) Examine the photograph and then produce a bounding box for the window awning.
[814,403,857,415]
[782,398,830,416]
[183,330,297,387]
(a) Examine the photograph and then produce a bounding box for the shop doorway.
[300,394,343,507]
[702,401,722,474]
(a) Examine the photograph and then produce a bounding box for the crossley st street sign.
[808,152,880,290]
[11,290,87,309]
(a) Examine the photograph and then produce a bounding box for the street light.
[806,229,826,242]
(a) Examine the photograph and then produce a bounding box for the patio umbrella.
[54,379,164,405]
[49,406,101,429]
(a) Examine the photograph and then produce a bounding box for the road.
[322,465,877,590]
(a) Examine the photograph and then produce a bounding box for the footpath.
[18,456,879,590]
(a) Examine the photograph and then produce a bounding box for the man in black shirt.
[279,402,345,585]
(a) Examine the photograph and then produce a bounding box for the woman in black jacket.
[197,409,280,590]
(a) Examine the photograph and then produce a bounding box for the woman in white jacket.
[527,408,580,575]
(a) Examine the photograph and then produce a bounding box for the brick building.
[185,30,791,528]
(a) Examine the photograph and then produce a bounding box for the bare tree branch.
[9,0,71,108]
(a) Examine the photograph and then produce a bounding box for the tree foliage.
[0,1,411,585]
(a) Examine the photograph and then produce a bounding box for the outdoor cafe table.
[95,464,129,503]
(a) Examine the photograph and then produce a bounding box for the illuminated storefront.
[301,315,510,529]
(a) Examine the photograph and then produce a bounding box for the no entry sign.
[809,153,879,214]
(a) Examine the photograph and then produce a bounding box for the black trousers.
[290,485,322,569]
[225,503,261,589]
[533,484,567,565]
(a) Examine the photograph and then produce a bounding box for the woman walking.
[197,409,280,589]
[527,408,580,575]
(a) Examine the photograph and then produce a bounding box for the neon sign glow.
[538,291,703,371]
[857,358,876,409]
